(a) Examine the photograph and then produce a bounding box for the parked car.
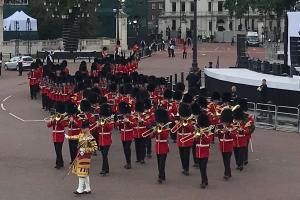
[4,56,34,71]
[246,32,260,47]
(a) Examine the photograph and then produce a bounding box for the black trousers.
[68,140,78,163]
[245,141,249,163]
[183,52,187,59]
[157,154,167,180]
[100,145,110,172]
[30,85,38,99]
[222,152,232,177]
[145,137,152,156]
[42,94,47,109]
[135,138,146,161]
[234,147,246,167]
[54,142,64,167]
[122,141,132,164]
[198,158,208,184]
[192,142,197,165]
[179,147,191,172]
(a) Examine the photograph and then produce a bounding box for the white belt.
[135,127,146,129]
[178,133,191,136]
[237,135,245,138]
[196,144,209,147]
[69,128,80,131]
[220,139,233,142]
[121,129,133,132]
[156,140,167,143]
[53,130,64,133]
[99,132,110,135]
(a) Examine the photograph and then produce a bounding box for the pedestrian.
[183,42,187,59]
[257,79,268,104]
[231,86,238,104]
[18,60,23,76]
[65,120,98,195]
[170,44,175,57]
[167,41,171,57]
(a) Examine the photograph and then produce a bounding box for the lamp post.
[129,17,140,42]
[15,21,20,56]
[191,0,199,72]
[26,18,31,55]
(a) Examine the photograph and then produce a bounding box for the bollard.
[181,72,184,83]
[174,74,178,84]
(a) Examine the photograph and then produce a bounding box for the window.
[190,2,195,12]
[172,2,176,12]
[209,21,212,31]
[208,2,212,12]
[172,20,176,30]
[152,3,156,10]
[152,15,155,20]
[218,1,223,12]
[159,3,163,10]
[181,2,185,12]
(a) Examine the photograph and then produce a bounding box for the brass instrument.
[77,113,87,120]
[171,116,194,134]
[180,125,215,143]
[47,112,68,121]
[97,116,113,126]
[142,122,172,138]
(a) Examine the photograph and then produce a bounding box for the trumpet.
[142,122,172,138]
[97,116,113,126]
[171,116,194,134]
[47,112,68,121]
[180,125,215,143]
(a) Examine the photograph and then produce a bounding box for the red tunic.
[217,125,234,153]
[68,117,81,136]
[232,122,249,148]
[154,129,169,155]
[47,119,68,143]
[119,117,134,141]
[176,125,194,147]
[195,132,210,158]
[132,114,147,139]
[98,122,114,146]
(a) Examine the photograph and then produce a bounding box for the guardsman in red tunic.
[169,90,182,143]
[216,108,234,180]
[28,68,39,100]
[171,103,194,176]
[207,92,221,126]
[98,103,114,176]
[133,101,147,164]
[144,98,155,158]
[46,102,68,169]
[118,101,134,169]
[66,103,81,163]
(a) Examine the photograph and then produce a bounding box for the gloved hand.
[79,148,85,156]
[64,134,69,139]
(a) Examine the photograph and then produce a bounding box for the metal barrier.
[255,103,276,130]
[276,106,299,132]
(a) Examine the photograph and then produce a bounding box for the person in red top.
[171,103,194,176]
[62,60,70,75]
[46,102,68,169]
[98,103,114,176]
[118,101,134,169]
[216,108,234,180]
[28,67,39,100]
[194,112,212,189]
[182,41,187,59]
[144,98,155,158]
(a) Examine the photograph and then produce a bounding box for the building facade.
[158,0,284,42]
[147,0,165,34]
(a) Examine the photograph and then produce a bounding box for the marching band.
[27,51,255,194]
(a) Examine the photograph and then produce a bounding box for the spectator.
[257,79,268,103]
[231,86,238,104]
[18,60,23,76]
[182,41,187,59]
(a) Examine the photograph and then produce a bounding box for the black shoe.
[200,183,206,189]
[223,175,229,180]
[73,191,83,195]
[193,163,199,168]
[55,165,63,169]
[157,179,163,184]
[100,171,107,176]
[124,164,131,169]
[136,160,140,163]
[239,166,244,171]
[140,160,145,164]
[182,170,189,176]
[244,161,248,165]
[83,191,91,194]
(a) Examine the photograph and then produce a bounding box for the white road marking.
[9,113,25,122]
[1,103,6,111]
[214,47,219,51]
[2,95,12,102]
[24,119,46,122]
[201,54,207,56]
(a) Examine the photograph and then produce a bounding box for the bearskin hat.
[179,103,192,118]
[100,103,112,117]
[123,74,132,84]
[233,106,244,121]
[137,89,150,102]
[155,108,169,124]
[66,102,78,115]
[222,92,232,103]
[147,84,156,92]
[221,108,233,123]
[109,83,117,92]
[87,92,99,105]
[175,82,185,93]
[238,98,248,112]
[80,100,91,113]
[196,96,208,108]
[131,72,139,85]
[191,102,201,116]
[144,99,152,110]
[159,77,166,86]
[118,101,131,115]
[211,92,220,101]
[197,112,209,127]
[98,96,108,105]
[91,87,101,95]
[118,86,125,95]
[82,120,90,129]
[182,93,193,104]
[124,83,133,94]
[55,102,65,114]
[148,76,156,85]
[137,74,145,85]
[83,88,91,99]
[131,87,140,99]
[135,101,145,113]
[173,90,183,101]
[84,78,92,89]
[163,89,173,100]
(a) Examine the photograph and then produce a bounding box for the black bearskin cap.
[197,112,209,127]
[148,76,156,85]
[155,108,169,124]
[55,102,65,114]
[83,88,91,99]
[87,92,99,105]
[238,98,248,112]
[91,87,101,95]
[159,77,166,85]
[211,92,220,101]
[109,83,117,92]
[98,96,108,105]
[137,89,150,102]
[163,89,173,100]
[66,102,78,115]
[221,108,233,123]
[82,120,90,129]
[182,93,193,104]
[144,99,152,110]
[233,106,245,121]
[191,103,201,116]
[100,103,112,117]
[124,83,133,94]
[222,92,232,103]
[80,100,91,113]
[175,82,185,93]
[188,87,199,97]
[118,101,131,114]
[173,90,183,101]
[135,101,145,113]
[123,74,132,84]
[179,103,192,118]
[147,84,156,92]
[131,87,140,99]
[196,96,208,108]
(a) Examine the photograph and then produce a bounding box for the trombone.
[97,116,114,126]
[171,116,194,134]
[180,125,215,143]
[142,122,172,138]
[46,112,68,121]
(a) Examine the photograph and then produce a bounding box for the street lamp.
[26,18,31,55]
[128,16,140,42]
[191,0,199,73]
